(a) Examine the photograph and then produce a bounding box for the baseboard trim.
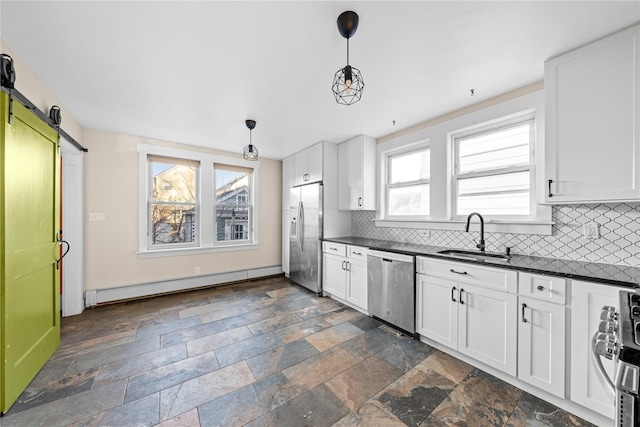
[85,265,283,307]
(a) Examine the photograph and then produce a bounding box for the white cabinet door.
[416,274,458,349]
[545,24,640,203]
[346,258,367,311]
[337,135,376,210]
[323,253,347,299]
[282,155,294,211]
[293,149,308,187]
[458,283,517,376]
[337,139,360,210]
[293,143,323,186]
[282,210,289,275]
[518,296,565,398]
[306,142,323,185]
[571,280,625,419]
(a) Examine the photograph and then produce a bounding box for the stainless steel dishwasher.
[367,250,416,334]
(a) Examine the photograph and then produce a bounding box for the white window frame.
[383,142,431,221]
[451,113,536,221]
[148,156,200,250]
[137,144,260,258]
[214,164,254,246]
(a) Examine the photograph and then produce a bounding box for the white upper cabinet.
[293,142,323,186]
[282,155,294,210]
[544,24,640,203]
[337,135,376,210]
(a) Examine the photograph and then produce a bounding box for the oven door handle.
[590,331,616,402]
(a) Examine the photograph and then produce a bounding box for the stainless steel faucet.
[465,212,485,252]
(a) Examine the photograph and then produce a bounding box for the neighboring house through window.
[137,144,259,257]
[215,164,252,242]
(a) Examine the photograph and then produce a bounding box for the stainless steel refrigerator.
[289,183,323,294]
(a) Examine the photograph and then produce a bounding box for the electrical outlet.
[583,222,600,239]
[194,267,200,275]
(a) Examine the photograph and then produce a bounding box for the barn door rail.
[0,55,87,152]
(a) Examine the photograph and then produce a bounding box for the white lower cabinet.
[322,243,368,312]
[517,273,567,398]
[517,296,565,397]
[323,252,347,299]
[416,258,517,376]
[570,280,626,419]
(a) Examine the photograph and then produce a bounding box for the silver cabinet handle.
[352,251,362,256]
[330,247,339,251]
[358,197,362,207]
[459,288,465,305]
[346,261,351,271]
[342,260,346,270]
[548,179,553,198]
[451,286,457,303]
[450,269,468,275]
[522,303,528,323]
[537,285,545,291]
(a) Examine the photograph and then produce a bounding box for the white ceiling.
[1,1,639,160]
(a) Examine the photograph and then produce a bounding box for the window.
[215,164,252,243]
[385,145,430,218]
[452,116,534,218]
[138,144,259,257]
[149,156,199,247]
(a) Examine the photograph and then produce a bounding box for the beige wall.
[0,38,82,142]
[2,36,283,292]
[83,129,282,291]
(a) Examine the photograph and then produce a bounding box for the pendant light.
[243,119,258,161]
[332,11,364,105]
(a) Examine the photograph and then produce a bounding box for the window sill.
[373,219,553,235]
[138,243,259,259]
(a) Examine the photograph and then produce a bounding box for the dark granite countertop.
[324,236,640,288]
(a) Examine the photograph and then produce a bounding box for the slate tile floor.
[1,276,595,427]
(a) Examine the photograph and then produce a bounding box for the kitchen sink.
[437,249,511,262]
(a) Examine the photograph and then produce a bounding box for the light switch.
[88,213,106,222]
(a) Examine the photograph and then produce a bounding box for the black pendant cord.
[0,85,87,152]
[346,38,350,66]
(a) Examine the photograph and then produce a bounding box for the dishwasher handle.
[368,250,414,264]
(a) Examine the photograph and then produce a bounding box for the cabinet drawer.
[323,242,346,256]
[418,257,517,293]
[518,273,566,304]
[348,245,368,261]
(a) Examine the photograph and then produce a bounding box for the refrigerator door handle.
[298,200,304,252]
[297,201,304,253]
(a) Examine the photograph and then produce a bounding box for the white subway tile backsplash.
[351,203,640,267]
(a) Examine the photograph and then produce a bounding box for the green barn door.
[1,92,61,413]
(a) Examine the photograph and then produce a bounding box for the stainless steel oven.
[593,290,640,427]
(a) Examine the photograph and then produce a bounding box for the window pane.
[215,206,250,241]
[216,169,250,205]
[457,171,530,216]
[151,204,197,244]
[216,166,251,242]
[388,184,429,216]
[458,123,530,174]
[389,149,430,184]
[152,161,198,203]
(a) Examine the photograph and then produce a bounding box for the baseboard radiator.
[85,265,283,307]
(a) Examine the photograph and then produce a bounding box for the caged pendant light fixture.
[243,119,259,161]
[332,11,364,105]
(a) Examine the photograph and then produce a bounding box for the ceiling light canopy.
[332,11,364,106]
[243,119,258,161]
